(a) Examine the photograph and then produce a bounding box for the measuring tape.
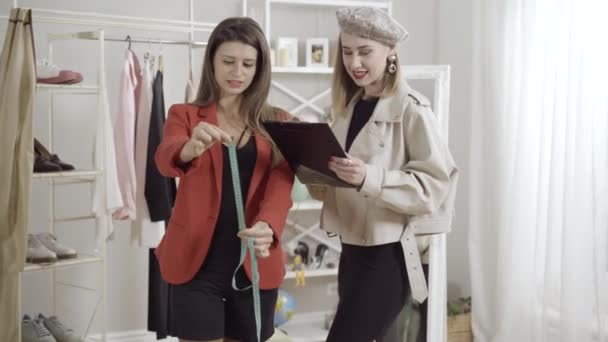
[228,143,262,342]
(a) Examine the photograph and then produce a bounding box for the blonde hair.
[193,17,282,164]
[331,34,401,118]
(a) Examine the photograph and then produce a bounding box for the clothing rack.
[9,6,217,33]
[5,0,216,81]
[2,1,225,340]
[122,36,207,47]
[48,31,207,48]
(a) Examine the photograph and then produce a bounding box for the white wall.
[2,0,474,336]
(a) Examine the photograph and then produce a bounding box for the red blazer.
[154,103,294,289]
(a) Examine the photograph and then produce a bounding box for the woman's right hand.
[179,122,232,163]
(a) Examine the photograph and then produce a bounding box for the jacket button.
[379,143,385,148]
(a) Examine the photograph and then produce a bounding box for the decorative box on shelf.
[448,313,473,342]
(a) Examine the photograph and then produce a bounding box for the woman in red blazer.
[154,17,294,342]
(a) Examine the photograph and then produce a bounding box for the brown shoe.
[33,154,61,173]
[34,138,75,171]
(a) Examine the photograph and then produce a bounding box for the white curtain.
[469,0,608,341]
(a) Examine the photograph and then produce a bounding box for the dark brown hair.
[193,17,281,159]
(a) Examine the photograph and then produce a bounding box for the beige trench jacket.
[312,79,459,302]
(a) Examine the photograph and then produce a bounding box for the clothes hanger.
[158,41,164,73]
[125,35,132,50]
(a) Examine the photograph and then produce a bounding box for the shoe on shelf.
[35,233,78,259]
[34,138,75,171]
[22,314,57,342]
[34,154,62,173]
[37,314,84,342]
[26,234,58,264]
[36,59,83,85]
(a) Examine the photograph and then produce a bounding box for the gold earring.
[387,55,398,74]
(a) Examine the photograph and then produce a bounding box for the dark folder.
[263,121,356,188]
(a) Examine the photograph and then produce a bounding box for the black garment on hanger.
[144,70,176,221]
[148,247,170,340]
[146,70,175,340]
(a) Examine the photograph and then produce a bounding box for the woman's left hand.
[237,221,274,258]
[328,155,367,187]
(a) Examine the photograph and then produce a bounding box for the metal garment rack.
[65,32,208,47]
[7,1,224,340]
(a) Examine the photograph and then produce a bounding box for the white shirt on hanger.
[92,69,123,243]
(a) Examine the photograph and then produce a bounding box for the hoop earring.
[387,55,398,74]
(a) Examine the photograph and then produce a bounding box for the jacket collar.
[196,102,217,118]
[345,78,416,123]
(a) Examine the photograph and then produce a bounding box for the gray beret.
[336,7,408,46]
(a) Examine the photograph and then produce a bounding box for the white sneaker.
[35,233,78,259]
[37,314,84,342]
[36,59,83,85]
[26,234,58,263]
[22,314,56,342]
[36,59,61,78]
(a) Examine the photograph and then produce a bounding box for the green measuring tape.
[228,143,262,342]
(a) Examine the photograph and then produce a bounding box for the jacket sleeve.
[254,110,296,245]
[154,104,194,178]
[358,105,456,216]
[254,159,295,246]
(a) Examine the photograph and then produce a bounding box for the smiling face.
[340,32,395,96]
[212,41,258,98]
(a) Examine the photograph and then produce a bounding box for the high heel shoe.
[34,138,74,171]
[33,152,61,173]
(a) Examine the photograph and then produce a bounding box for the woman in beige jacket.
[308,7,459,341]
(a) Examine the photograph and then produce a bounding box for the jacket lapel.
[200,103,223,197]
[343,82,413,157]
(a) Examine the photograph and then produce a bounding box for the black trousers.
[378,264,430,342]
[326,242,410,342]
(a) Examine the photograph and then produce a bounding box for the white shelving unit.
[23,255,104,273]
[286,199,340,278]
[258,1,396,341]
[290,199,323,211]
[36,83,101,93]
[272,66,333,74]
[261,0,396,120]
[255,3,452,342]
[279,311,333,342]
[284,267,338,280]
[264,0,392,40]
[31,170,102,181]
[19,29,110,341]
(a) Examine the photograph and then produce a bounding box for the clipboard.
[263,121,356,188]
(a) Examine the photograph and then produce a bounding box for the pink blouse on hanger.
[112,49,141,220]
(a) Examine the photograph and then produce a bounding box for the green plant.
[447,296,471,316]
